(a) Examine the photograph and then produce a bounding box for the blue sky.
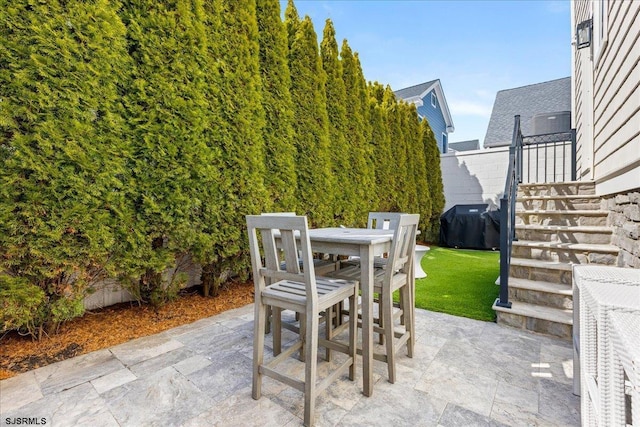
[280,0,571,145]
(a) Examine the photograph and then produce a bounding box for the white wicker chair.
[609,311,640,427]
[577,272,640,426]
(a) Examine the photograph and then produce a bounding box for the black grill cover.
[439,204,500,250]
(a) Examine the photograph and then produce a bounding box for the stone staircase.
[493,181,618,339]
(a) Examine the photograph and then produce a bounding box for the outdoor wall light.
[576,19,592,49]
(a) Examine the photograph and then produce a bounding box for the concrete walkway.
[0,305,580,426]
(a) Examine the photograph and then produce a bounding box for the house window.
[431,92,437,108]
[442,133,448,153]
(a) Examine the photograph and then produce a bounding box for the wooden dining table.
[306,227,396,397]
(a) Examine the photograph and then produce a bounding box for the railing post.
[497,196,512,308]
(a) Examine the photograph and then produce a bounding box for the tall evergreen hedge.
[0,0,131,337]
[119,0,215,303]
[321,20,351,225]
[200,0,267,296]
[0,0,447,337]
[288,16,332,226]
[256,0,297,213]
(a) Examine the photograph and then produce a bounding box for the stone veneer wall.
[605,189,640,268]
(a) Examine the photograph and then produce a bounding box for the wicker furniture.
[609,311,640,426]
[247,215,359,427]
[574,265,640,426]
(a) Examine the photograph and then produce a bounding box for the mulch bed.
[0,281,254,380]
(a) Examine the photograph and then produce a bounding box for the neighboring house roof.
[448,139,480,152]
[394,79,455,133]
[483,77,571,148]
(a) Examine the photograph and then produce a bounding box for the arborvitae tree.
[200,0,267,296]
[119,0,216,303]
[0,0,131,337]
[288,16,332,226]
[415,115,433,235]
[341,41,375,225]
[367,82,394,212]
[320,19,350,225]
[256,0,297,212]
[401,102,420,212]
[284,0,300,52]
[382,86,407,211]
[423,119,445,241]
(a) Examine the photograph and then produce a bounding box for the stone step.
[509,257,573,285]
[515,224,613,245]
[516,194,602,211]
[493,300,572,340]
[518,181,596,197]
[511,240,619,265]
[507,277,573,309]
[516,210,609,227]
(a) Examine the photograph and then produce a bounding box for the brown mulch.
[0,281,254,381]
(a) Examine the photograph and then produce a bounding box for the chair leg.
[324,306,333,362]
[348,291,358,380]
[401,285,415,358]
[299,316,306,361]
[382,289,396,384]
[265,305,272,334]
[273,307,282,356]
[253,299,266,400]
[303,310,319,427]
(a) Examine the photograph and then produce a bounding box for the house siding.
[573,0,640,195]
[573,0,640,268]
[417,89,448,152]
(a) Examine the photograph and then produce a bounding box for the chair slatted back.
[384,214,420,280]
[367,212,403,230]
[247,215,318,306]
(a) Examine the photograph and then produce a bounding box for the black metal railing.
[521,130,576,183]
[496,116,523,308]
[496,115,577,309]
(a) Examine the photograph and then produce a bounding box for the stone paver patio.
[0,304,580,426]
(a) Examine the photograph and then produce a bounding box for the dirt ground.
[0,281,254,380]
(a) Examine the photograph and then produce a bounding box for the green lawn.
[415,246,500,322]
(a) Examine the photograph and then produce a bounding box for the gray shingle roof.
[448,139,480,152]
[393,79,439,100]
[483,77,571,148]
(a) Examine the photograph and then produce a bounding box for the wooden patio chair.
[247,214,359,427]
[327,213,419,383]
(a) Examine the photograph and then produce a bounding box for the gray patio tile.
[172,354,212,376]
[0,371,42,413]
[415,358,498,417]
[33,348,124,395]
[90,367,137,394]
[338,382,446,427]
[538,378,581,426]
[186,351,253,403]
[101,366,213,427]
[438,402,509,427]
[1,382,118,427]
[539,341,574,385]
[176,322,252,356]
[181,385,299,427]
[127,346,195,378]
[490,381,543,426]
[109,334,183,367]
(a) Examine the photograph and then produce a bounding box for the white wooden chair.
[327,213,419,383]
[247,215,358,427]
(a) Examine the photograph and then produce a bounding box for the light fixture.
[576,19,592,49]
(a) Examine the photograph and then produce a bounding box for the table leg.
[360,245,374,397]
